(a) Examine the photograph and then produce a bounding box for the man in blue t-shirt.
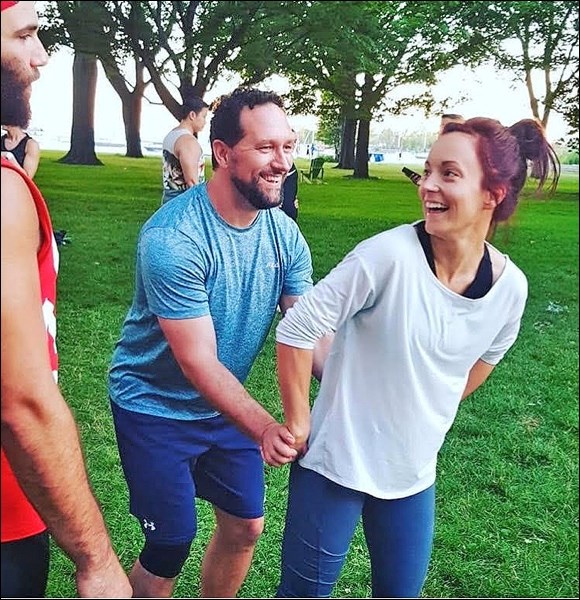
[108,88,317,598]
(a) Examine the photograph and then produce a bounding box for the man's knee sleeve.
[139,540,192,578]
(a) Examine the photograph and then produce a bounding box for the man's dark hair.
[441,113,464,121]
[179,95,209,120]
[209,87,285,168]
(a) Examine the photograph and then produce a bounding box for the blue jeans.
[277,463,435,598]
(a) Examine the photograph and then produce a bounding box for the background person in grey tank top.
[161,94,209,204]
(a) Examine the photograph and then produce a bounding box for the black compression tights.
[1,531,50,598]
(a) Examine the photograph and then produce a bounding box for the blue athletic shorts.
[111,402,265,545]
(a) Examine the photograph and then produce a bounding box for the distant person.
[439,112,465,134]
[1,1,132,598]
[108,87,325,598]
[403,112,466,185]
[161,95,209,204]
[281,162,299,221]
[1,124,40,178]
[271,116,560,598]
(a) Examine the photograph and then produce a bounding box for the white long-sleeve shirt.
[276,223,528,499]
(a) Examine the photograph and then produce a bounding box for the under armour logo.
[143,519,156,531]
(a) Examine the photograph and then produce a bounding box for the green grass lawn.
[34,151,578,598]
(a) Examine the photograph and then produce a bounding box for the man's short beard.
[1,63,31,128]
[232,176,282,211]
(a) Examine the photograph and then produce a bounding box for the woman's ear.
[494,185,507,206]
[485,185,507,209]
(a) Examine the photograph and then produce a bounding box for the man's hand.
[75,547,132,597]
[260,422,298,467]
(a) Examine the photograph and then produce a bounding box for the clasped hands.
[260,422,308,467]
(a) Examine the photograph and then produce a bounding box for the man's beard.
[1,62,32,128]
[232,175,283,211]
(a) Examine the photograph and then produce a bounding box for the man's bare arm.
[1,169,131,597]
[158,314,297,464]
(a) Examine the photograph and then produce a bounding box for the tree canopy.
[38,1,579,170]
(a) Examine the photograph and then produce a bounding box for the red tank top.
[1,158,59,541]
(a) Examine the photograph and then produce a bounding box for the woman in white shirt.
[268,117,560,598]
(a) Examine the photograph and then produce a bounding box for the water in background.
[31,130,163,157]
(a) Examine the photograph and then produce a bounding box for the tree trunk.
[353,118,370,179]
[123,92,143,158]
[59,52,102,165]
[336,118,357,169]
[100,55,147,158]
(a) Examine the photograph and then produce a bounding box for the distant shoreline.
[34,136,163,157]
[34,136,579,171]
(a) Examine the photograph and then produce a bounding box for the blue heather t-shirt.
[108,183,312,420]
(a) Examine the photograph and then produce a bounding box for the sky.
[28,48,568,153]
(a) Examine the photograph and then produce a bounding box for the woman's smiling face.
[419,131,496,237]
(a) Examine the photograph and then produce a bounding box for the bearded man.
[1,1,131,596]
